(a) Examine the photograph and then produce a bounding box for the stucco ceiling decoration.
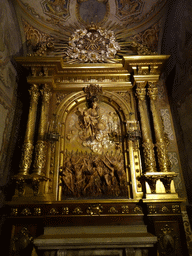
[23,19,157,59]
[130,21,160,53]
[15,0,167,57]
[41,0,70,22]
[16,0,167,33]
[115,0,166,27]
[23,20,55,56]
[115,0,144,24]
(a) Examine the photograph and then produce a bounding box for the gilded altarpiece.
[7,54,188,255]
[2,0,189,254]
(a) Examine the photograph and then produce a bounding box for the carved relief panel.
[59,94,129,199]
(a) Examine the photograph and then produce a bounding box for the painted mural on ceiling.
[14,0,167,59]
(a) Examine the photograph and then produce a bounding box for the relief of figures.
[60,151,127,198]
[116,0,144,23]
[41,0,69,19]
[66,101,122,154]
[63,101,126,198]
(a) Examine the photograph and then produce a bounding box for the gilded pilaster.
[147,82,171,172]
[33,84,52,176]
[18,84,40,175]
[135,82,156,172]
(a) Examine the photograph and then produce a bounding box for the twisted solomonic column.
[33,84,52,176]
[147,82,171,172]
[135,82,157,173]
[18,84,40,176]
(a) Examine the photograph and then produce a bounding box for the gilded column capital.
[135,82,147,101]
[31,67,37,77]
[147,82,158,101]
[29,84,40,104]
[135,87,146,101]
[41,84,52,104]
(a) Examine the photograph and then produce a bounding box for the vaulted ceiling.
[13,0,168,57]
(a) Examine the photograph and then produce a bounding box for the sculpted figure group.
[76,101,106,140]
[60,151,127,198]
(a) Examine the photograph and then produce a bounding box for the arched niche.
[53,88,139,200]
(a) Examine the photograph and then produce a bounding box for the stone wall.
[161,0,192,204]
[0,1,22,205]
